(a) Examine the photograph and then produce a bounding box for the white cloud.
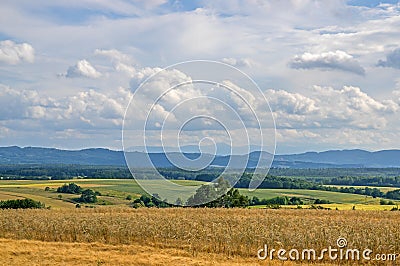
[0,83,130,130]
[0,84,56,120]
[66,60,102,78]
[65,89,128,127]
[221,57,253,67]
[1,1,400,151]
[0,40,34,64]
[94,49,133,64]
[124,66,272,137]
[289,50,365,75]
[94,49,137,76]
[266,89,317,115]
[267,85,397,130]
[0,126,10,137]
[129,66,163,90]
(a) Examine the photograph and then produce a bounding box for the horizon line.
[2,145,400,156]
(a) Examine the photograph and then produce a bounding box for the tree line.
[0,164,131,180]
[2,164,400,187]
[0,198,45,209]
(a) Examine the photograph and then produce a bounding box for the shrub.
[79,189,97,203]
[56,183,82,194]
[0,198,45,209]
[131,202,143,208]
[314,198,330,204]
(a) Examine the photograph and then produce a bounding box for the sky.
[1,0,400,154]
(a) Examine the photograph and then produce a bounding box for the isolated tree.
[186,177,249,208]
[186,183,218,206]
[79,189,97,203]
[57,183,82,194]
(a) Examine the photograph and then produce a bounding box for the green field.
[241,188,382,204]
[0,179,398,210]
[0,179,206,209]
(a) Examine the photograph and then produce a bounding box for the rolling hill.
[0,146,399,168]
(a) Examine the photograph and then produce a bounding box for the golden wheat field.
[0,208,399,265]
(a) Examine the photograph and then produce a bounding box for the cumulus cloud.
[94,49,133,64]
[58,86,132,129]
[124,66,272,134]
[125,67,398,138]
[2,1,400,151]
[267,86,398,130]
[0,83,130,130]
[377,48,400,69]
[66,60,102,78]
[266,89,317,115]
[122,66,276,151]
[129,67,163,89]
[289,50,365,75]
[0,40,34,64]
[64,89,128,128]
[221,57,253,67]
[0,84,55,120]
[94,49,136,76]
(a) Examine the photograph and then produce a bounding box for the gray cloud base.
[289,50,365,75]
[377,48,400,69]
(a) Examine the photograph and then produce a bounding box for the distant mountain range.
[127,143,262,155]
[0,146,399,168]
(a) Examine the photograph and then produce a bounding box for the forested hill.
[0,146,124,165]
[0,146,399,168]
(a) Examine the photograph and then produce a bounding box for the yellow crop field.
[0,179,399,264]
[0,208,399,265]
[277,203,399,210]
[0,238,266,266]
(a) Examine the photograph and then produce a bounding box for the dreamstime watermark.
[122,60,276,206]
[257,237,398,262]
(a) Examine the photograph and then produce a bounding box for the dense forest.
[269,167,400,178]
[2,165,400,181]
[1,164,400,182]
[0,164,131,179]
